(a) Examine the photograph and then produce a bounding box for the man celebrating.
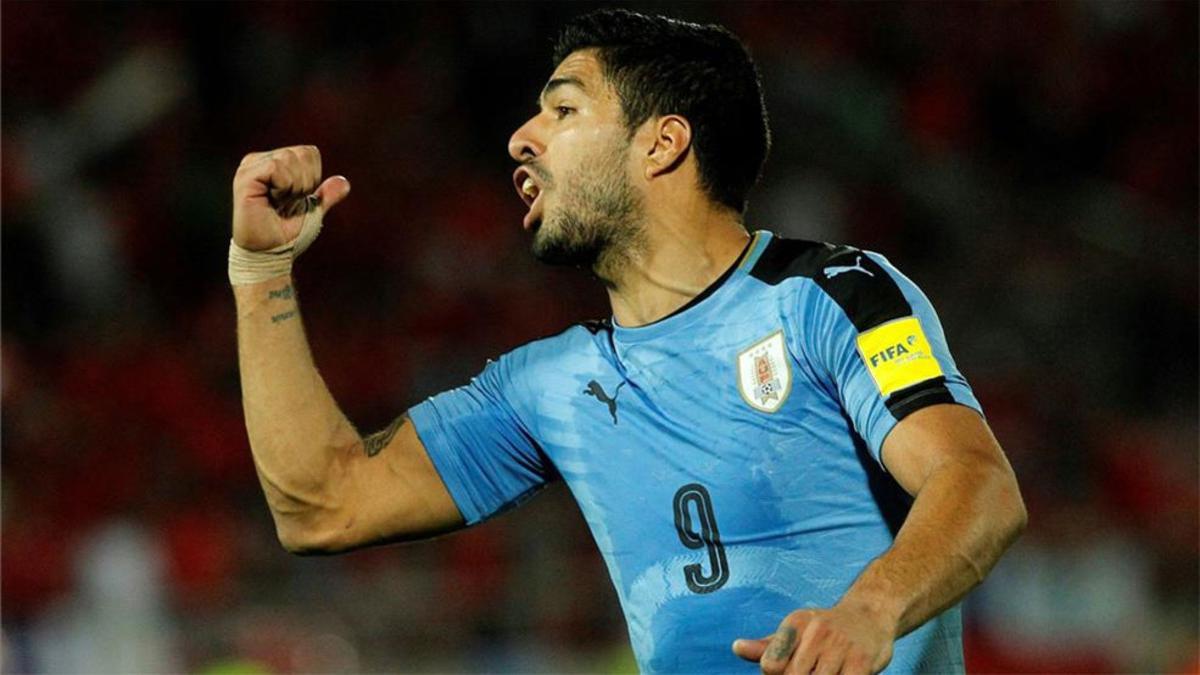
[229,10,1025,674]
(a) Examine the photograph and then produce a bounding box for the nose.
[508,115,544,163]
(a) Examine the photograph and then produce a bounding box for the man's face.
[508,50,644,268]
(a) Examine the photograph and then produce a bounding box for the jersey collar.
[612,230,773,344]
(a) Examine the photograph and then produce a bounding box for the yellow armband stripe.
[856,316,943,397]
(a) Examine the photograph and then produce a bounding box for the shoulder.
[748,236,850,284]
[522,319,610,354]
[491,319,609,377]
[749,234,916,332]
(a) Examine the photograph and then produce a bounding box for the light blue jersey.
[410,231,981,673]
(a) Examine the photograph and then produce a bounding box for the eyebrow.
[538,76,586,106]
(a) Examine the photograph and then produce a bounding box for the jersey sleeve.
[407,348,553,525]
[798,249,982,465]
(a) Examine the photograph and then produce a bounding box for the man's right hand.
[232,145,351,252]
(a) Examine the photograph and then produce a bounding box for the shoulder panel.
[752,235,962,423]
[749,237,841,284]
[750,236,912,332]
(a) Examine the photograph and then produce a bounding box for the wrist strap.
[228,197,325,286]
[227,239,295,285]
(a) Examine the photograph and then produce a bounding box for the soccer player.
[228,10,1026,674]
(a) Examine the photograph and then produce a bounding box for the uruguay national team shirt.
[409,231,982,673]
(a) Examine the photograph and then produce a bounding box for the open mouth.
[513,166,542,206]
[512,166,545,229]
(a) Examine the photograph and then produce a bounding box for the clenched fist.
[231,145,351,252]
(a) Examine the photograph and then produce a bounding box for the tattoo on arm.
[768,626,797,662]
[363,412,410,457]
[267,285,297,323]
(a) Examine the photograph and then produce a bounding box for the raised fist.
[231,145,351,252]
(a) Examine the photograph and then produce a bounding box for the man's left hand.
[732,603,895,675]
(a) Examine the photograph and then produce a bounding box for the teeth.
[522,176,537,198]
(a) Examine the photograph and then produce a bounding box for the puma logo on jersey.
[824,255,874,279]
[584,380,624,425]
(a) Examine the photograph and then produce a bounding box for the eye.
[554,105,575,119]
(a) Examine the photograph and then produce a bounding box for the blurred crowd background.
[2,2,1196,673]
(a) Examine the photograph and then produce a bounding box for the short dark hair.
[554,9,771,214]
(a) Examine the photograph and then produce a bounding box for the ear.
[644,114,692,180]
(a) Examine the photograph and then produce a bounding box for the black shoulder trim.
[750,236,912,332]
[749,238,839,284]
[885,377,956,420]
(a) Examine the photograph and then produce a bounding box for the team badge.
[736,330,792,413]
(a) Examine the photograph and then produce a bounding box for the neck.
[603,202,750,327]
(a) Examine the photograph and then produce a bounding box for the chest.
[530,325,853,520]
[542,324,832,446]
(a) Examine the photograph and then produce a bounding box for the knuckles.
[233,145,324,194]
[766,610,872,675]
[754,607,892,675]
[236,145,322,171]
[783,609,814,628]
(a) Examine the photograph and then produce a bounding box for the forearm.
[234,275,361,540]
[839,459,1027,637]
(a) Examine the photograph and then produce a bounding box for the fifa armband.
[227,196,325,285]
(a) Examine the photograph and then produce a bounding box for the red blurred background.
[3,2,1196,672]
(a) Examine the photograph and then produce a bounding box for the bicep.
[879,403,1015,498]
[339,413,466,550]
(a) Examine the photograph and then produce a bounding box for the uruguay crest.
[736,329,792,413]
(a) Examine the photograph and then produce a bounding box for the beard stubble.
[531,138,644,284]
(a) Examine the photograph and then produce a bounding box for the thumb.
[315,175,351,213]
[731,636,771,662]
[288,176,349,258]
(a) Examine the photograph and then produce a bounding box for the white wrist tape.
[228,196,325,285]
